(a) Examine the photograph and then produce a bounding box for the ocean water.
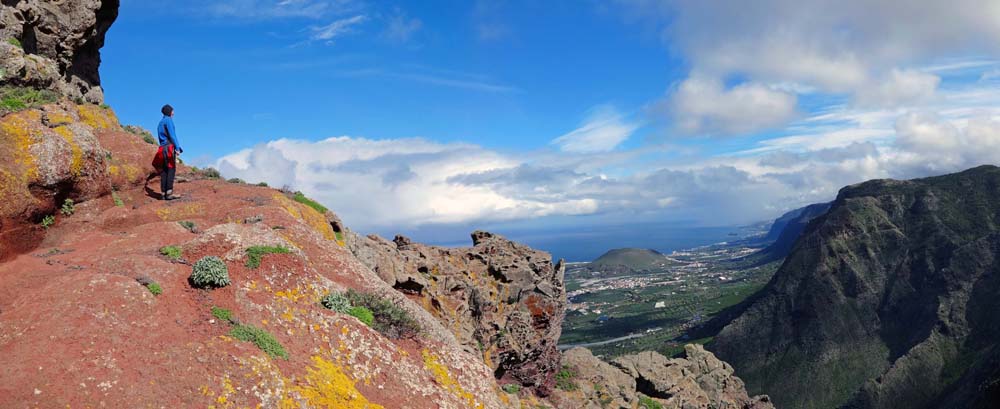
[506,224,746,262]
[366,220,759,263]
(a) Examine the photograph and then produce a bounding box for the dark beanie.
[161,104,173,116]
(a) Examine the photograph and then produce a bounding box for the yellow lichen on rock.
[75,104,119,130]
[287,355,383,409]
[0,112,40,181]
[44,110,74,126]
[53,126,83,176]
[155,203,204,221]
[272,193,337,241]
[422,349,483,409]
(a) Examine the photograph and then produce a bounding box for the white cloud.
[855,69,940,107]
[205,0,362,19]
[552,106,639,153]
[381,10,423,44]
[309,15,367,43]
[215,137,601,230]
[617,0,1000,133]
[669,75,797,135]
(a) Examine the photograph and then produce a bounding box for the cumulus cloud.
[212,107,1000,232]
[552,106,639,153]
[215,137,599,230]
[669,75,797,134]
[617,0,1000,133]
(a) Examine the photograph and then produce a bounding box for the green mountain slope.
[712,165,1000,409]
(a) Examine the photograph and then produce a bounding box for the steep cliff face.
[754,201,831,263]
[713,165,1000,409]
[1,0,119,103]
[348,231,567,394]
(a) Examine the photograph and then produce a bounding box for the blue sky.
[101,1,1000,260]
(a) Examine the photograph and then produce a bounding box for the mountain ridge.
[713,164,1000,409]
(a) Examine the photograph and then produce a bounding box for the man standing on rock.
[157,104,183,200]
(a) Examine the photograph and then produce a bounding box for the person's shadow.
[143,173,163,200]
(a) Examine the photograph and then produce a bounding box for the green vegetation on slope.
[1,86,58,115]
[712,165,1000,409]
[292,191,328,214]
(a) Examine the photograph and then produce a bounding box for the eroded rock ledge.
[552,345,774,409]
[348,230,567,394]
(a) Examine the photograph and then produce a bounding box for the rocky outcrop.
[348,230,567,393]
[714,165,1000,409]
[550,345,773,409]
[1,0,119,103]
[0,101,149,261]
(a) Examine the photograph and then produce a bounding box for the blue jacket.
[157,116,182,152]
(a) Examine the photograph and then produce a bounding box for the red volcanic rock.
[0,103,146,261]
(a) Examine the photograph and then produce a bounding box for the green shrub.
[60,199,75,216]
[211,306,233,322]
[145,282,163,296]
[292,191,328,214]
[1,86,58,115]
[227,177,245,184]
[256,182,269,187]
[502,384,521,394]
[112,191,124,207]
[124,125,156,145]
[245,245,291,269]
[199,167,221,179]
[346,289,420,339]
[100,103,110,110]
[555,366,578,391]
[7,38,21,48]
[230,324,288,359]
[190,256,230,288]
[320,292,352,313]
[40,214,55,229]
[178,220,196,233]
[638,394,663,409]
[159,245,182,260]
[347,306,375,326]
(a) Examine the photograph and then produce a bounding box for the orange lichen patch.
[422,349,483,409]
[44,110,74,126]
[275,287,308,303]
[76,104,119,130]
[0,111,41,181]
[287,355,383,409]
[52,126,83,176]
[207,376,238,409]
[272,193,337,241]
[109,162,142,181]
[155,203,205,221]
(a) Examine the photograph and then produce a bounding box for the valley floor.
[559,241,779,358]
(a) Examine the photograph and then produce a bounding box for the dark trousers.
[160,146,176,194]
